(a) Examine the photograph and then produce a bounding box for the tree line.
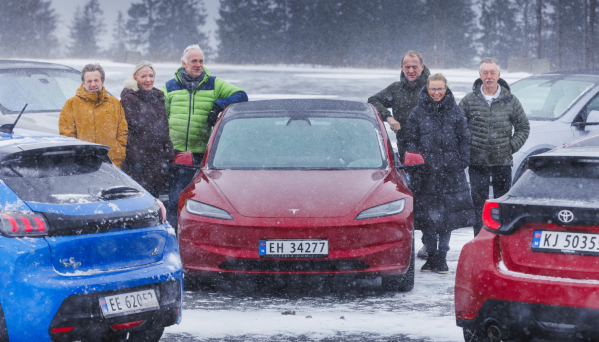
[0,0,597,70]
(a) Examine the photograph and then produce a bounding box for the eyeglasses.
[428,88,446,93]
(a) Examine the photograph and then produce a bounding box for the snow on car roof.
[226,99,375,118]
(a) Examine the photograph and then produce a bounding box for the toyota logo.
[558,210,574,223]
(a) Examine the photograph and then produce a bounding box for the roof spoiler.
[0,143,110,163]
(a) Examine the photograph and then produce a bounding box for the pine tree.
[0,0,57,58]
[477,0,522,67]
[112,11,127,52]
[126,0,210,61]
[68,0,105,58]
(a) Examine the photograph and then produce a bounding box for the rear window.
[0,69,81,114]
[0,154,144,204]
[510,158,599,201]
[209,116,386,169]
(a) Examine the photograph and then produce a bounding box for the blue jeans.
[166,152,204,230]
[422,229,451,254]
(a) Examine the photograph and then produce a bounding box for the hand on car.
[207,105,222,127]
[387,117,401,132]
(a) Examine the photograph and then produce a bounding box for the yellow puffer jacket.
[59,85,128,168]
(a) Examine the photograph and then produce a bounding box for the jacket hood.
[417,86,457,112]
[75,84,108,104]
[472,77,511,94]
[400,65,431,89]
[123,76,138,91]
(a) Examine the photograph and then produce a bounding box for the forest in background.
[0,0,597,70]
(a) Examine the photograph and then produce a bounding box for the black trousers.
[469,165,512,237]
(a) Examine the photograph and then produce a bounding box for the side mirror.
[587,110,599,124]
[172,152,201,168]
[397,151,425,169]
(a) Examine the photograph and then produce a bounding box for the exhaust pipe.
[485,319,510,340]
[487,325,503,340]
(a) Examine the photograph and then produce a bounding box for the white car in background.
[0,60,81,134]
[510,71,599,182]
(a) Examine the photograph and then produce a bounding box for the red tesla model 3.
[176,99,418,291]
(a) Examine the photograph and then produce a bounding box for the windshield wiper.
[100,186,141,200]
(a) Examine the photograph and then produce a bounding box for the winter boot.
[436,252,449,274]
[417,245,428,259]
[420,250,437,272]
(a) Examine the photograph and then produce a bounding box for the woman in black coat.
[120,61,174,197]
[404,73,474,274]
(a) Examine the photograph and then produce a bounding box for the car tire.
[382,237,415,292]
[126,327,164,342]
[462,327,490,342]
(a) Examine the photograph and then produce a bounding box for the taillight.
[157,200,167,224]
[111,320,145,330]
[50,326,75,333]
[0,211,49,237]
[482,201,501,230]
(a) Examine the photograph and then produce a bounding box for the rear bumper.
[179,207,413,276]
[457,299,599,340]
[0,233,183,341]
[455,230,599,339]
[49,280,180,342]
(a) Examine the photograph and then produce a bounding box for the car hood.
[210,170,386,218]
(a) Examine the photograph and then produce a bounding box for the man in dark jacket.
[368,51,431,160]
[459,57,530,237]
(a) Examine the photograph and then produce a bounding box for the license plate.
[259,239,328,257]
[532,230,599,256]
[99,289,159,318]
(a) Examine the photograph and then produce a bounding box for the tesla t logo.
[289,209,300,214]
[558,210,574,223]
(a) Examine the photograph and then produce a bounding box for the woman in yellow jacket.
[59,64,128,168]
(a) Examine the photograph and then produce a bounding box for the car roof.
[225,99,377,119]
[540,69,599,77]
[0,60,79,73]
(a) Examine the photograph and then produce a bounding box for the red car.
[455,134,599,341]
[175,99,420,291]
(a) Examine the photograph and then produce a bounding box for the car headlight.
[355,199,405,220]
[185,199,234,220]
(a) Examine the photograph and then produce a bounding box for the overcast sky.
[49,0,220,54]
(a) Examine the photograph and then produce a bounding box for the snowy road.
[162,229,473,342]
[41,60,530,341]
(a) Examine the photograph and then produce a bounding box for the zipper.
[185,89,194,151]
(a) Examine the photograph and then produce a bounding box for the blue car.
[0,129,183,341]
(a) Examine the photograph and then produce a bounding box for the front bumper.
[455,230,599,340]
[179,207,413,277]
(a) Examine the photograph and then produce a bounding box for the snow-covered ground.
[28,59,530,341]
[164,229,473,342]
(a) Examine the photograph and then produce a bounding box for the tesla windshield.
[210,116,386,169]
[0,69,81,114]
[511,78,595,121]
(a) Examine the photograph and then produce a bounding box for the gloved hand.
[207,105,222,127]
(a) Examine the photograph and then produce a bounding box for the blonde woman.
[120,61,174,197]
[404,73,474,274]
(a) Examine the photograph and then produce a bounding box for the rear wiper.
[100,186,140,200]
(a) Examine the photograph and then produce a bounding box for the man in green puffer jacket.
[163,44,248,228]
[459,57,529,237]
